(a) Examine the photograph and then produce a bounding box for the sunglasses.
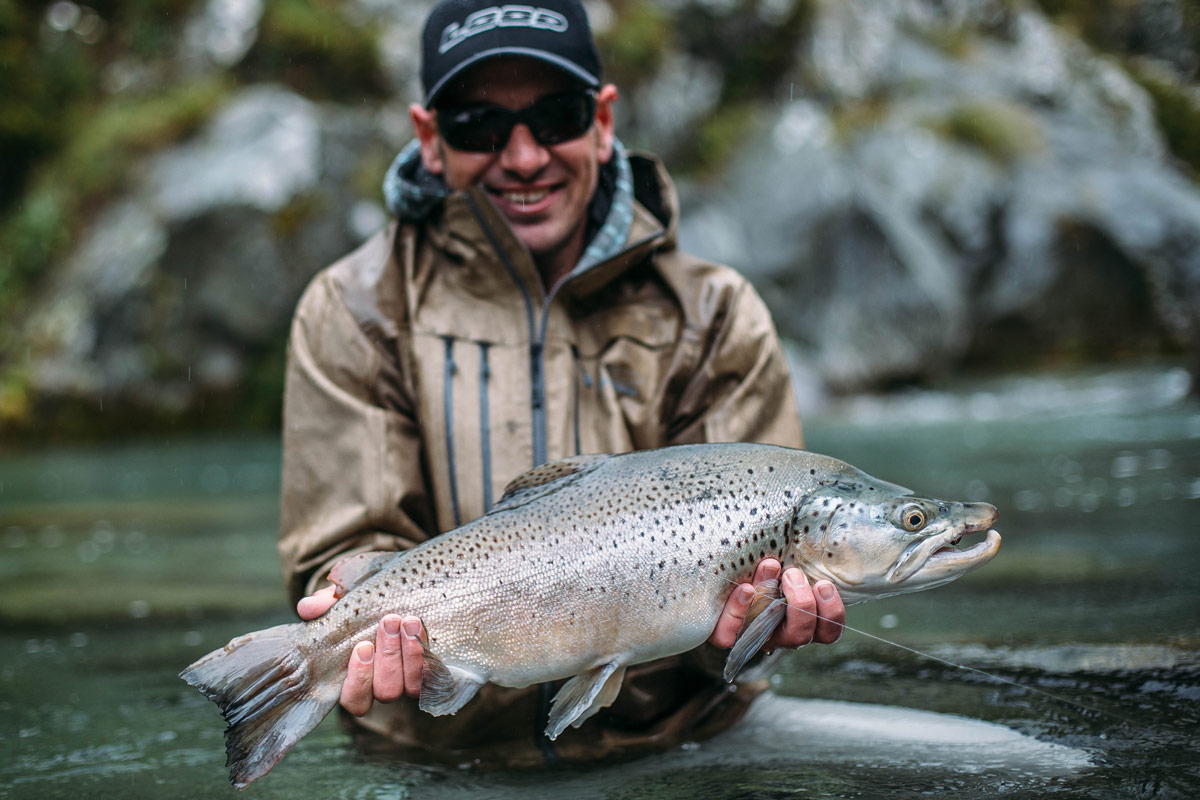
[435,91,596,152]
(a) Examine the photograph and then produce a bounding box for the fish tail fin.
[180,622,339,789]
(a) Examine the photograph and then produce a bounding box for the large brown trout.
[182,443,1001,788]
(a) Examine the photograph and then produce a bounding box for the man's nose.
[499,123,551,178]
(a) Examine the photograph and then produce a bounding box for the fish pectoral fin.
[545,661,622,741]
[417,647,483,717]
[723,579,787,683]
[327,551,396,598]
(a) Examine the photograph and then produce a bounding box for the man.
[279,0,844,767]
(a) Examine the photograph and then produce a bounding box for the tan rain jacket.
[278,151,804,766]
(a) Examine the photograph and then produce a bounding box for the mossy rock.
[1127,57,1200,178]
[928,100,1046,164]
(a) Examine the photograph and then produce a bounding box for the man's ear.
[409,102,445,174]
[594,84,618,164]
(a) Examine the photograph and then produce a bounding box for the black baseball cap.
[421,0,602,108]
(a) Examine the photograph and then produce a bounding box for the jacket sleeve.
[278,272,434,605]
[668,272,805,449]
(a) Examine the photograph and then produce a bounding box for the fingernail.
[402,618,421,638]
[784,570,807,588]
[761,562,781,580]
[817,581,835,601]
[738,584,754,602]
[356,641,374,664]
[383,616,401,636]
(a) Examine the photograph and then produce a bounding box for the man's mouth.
[502,190,548,205]
[487,185,559,214]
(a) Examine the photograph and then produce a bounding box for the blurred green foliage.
[239,0,388,99]
[596,0,671,91]
[0,77,231,346]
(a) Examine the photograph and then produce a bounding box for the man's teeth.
[503,190,548,205]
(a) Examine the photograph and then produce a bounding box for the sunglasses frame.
[435,90,597,153]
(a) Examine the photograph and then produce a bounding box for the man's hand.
[708,558,844,651]
[297,585,426,716]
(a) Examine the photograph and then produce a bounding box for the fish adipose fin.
[723,578,786,683]
[180,623,340,789]
[489,454,612,513]
[327,551,396,597]
[545,661,624,740]
[418,646,484,716]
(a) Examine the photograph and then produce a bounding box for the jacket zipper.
[465,196,544,468]
[571,344,584,455]
[442,336,462,528]
[478,341,493,510]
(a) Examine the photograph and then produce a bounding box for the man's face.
[411,58,617,279]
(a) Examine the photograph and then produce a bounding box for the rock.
[181,0,265,71]
[149,86,321,219]
[680,0,1200,393]
[20,84,398,421]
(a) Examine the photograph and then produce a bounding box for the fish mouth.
[887,508,1001,585]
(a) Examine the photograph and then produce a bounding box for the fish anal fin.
[417,645,484,716]
[490,454,611,513]
[723,578,786,683]
[546,661,621,740]
[327,551,396,599]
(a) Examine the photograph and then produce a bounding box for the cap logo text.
[439,5,569,54]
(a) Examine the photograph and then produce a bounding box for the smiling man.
[278,0,844,767]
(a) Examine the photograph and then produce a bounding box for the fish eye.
[898,504,927,532]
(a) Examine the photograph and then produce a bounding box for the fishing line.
[718,575,1139,727]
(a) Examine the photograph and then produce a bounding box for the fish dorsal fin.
[327,551,396,598]
[489,453,612,514]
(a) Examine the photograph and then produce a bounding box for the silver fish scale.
[307,444,881,689]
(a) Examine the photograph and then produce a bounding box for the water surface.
[2,365,1198,798]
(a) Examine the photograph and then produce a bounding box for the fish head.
[793,486,1000,604]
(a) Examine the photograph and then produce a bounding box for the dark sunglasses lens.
[438,106,509,151]
[437,93,595,152]
[528,93,594,145]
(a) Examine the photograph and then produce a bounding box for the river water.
[2,364,1198,799]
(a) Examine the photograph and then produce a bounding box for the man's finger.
[340,641,375,716]
[707,583,755,649]
[297,585,338,620]
[400,617,426,698]
[770,568,817,649]
[751,558,782,586]
[373,616,406,702]
[812,580,845,644]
